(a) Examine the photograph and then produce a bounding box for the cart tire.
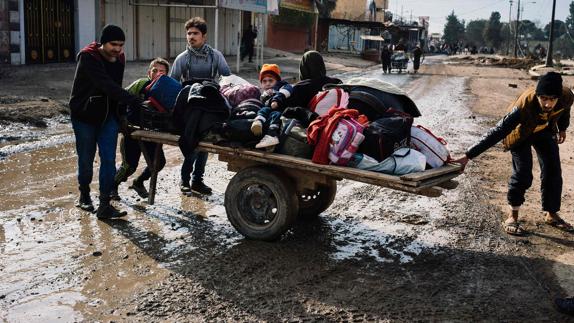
[225,167,299,241]
[298,179,337,219]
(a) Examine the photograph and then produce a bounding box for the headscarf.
[299,50,326,81]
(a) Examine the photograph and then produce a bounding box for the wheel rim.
[237,183,278,226]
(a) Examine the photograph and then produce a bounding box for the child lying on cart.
[250,64,293,148]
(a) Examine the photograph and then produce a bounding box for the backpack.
[145,75,183,113]
[358,109,413,162]
[328,118,365,166]
[410,125,451,168]
[308,88,349,117]
[276,117,314,159]
[221,83,261,107]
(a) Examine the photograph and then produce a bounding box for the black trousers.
[508,129,562,213]
[115,135,166,185]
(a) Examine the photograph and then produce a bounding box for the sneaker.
[255,135,280,149]
[75,192,94,212]
[96,203,127,219]
[129,180,149,199]
[555,297,574,315]
[110,187,121,201]
[191,181,212,195]
[180,181,192,193]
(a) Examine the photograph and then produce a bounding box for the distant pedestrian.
[453,72,574,236]
[381,45,392,74]
[241,25,257,63]
[412,45,422,73]
[69,24,142,219]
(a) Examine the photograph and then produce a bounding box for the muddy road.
[1,57,574,322]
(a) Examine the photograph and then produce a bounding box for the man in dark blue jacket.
[69,24,141,219]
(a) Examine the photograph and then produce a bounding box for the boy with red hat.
[251,64,293,148]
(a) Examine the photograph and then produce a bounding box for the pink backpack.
[328,118,365,166]
[410,125,451,168]
[221,83,261,107]
[309,88,349,116]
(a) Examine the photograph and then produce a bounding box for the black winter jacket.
[173,81,230,155]
[69,42,140,125]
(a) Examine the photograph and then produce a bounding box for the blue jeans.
[181,150,208,184]
[72,117,119,198]
[256,107,282,136]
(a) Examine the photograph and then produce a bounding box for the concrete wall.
[328,24,365,53]
[75,0,97,55]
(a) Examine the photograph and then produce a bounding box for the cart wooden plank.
[130,130,462,197]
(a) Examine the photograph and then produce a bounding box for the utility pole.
[513,0,521,57]
[545,0,557,67]
[506,0,513,56]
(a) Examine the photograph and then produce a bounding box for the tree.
[520,20,545,41]
[565,1,574,33]
[443,11,465,45]
[465,19,487,46]
[483,12,503,49]
[544,20,566,40]
[315,0,338,19]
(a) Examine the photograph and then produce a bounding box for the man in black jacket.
[69,24,141,219]
[454,72,573,235]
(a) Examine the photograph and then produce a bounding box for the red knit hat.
[259,64,281,81]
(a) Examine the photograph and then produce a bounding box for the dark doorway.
[24,0,74,64]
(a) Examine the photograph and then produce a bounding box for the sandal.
[504,220,526,236]
[545,216,574,233]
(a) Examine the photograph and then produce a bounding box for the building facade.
[1,0,251,65]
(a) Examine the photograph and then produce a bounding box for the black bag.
[347,85,421,120]
[138,102,177,133]
[229,98,262,120]
[220,119,263,148]
[276,117,314,159]
[358,110,413,162]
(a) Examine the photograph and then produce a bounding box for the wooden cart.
[131,130,463,241]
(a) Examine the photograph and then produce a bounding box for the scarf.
[185,44,218,81]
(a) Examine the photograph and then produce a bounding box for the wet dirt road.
[0,58,571,322]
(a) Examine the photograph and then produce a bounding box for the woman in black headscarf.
[287,51,342,109]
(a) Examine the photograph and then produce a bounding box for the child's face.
[260,76,277,91]
[148,63,168,80]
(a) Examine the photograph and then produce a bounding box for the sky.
[388,0,571,34]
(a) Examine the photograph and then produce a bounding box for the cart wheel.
[225,167,299,241]
[298,179,337,219]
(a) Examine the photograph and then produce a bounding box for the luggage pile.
[137,75,452,176]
